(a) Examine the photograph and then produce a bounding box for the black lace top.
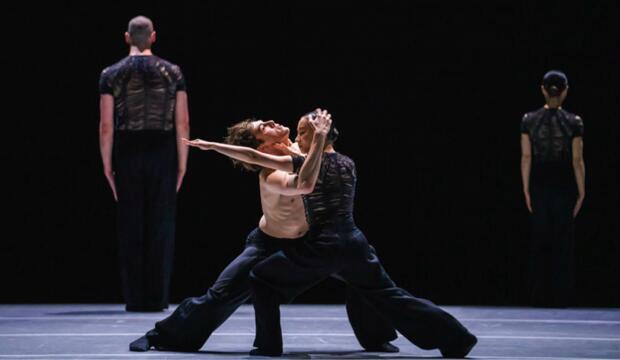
[302,152,356,229]
[291,155,305,174]
[99,56,186,132]
[520,107,584,164]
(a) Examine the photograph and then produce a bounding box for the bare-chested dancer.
[129,109,398,352]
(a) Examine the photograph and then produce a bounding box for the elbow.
[521,155,532,166]
[247,151,261,165]
[176,119,190,133]
[99,123,113,136]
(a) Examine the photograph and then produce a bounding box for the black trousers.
[250,225,473,352]
[529,169,577,307]
[152,228,396,351]
[114,131,178,310]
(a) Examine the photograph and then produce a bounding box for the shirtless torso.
[258,169,308,239]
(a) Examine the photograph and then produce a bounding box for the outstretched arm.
[183,139,296,172]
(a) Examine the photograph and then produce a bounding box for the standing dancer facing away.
[130,110,399,353]
[99,15,190,312]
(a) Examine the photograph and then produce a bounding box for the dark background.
[3,1,619,306]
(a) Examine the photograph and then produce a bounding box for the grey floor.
[0,304,619,359]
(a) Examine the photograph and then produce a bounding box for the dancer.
[520,70,585,307]
[130,110,398,352]
[99,15,189,312]
[217,114,477,357]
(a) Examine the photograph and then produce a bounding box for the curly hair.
[223,118,263,172]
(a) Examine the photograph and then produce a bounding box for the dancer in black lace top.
[520,70,585,307]
[247,115,477,357]
[98,16,190,312]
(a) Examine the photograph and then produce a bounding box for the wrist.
[313,133,328,141]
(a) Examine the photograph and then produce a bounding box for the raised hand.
[308,108,332,137]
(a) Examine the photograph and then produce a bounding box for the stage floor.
[0,304,618,359]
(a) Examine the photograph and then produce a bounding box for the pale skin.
[520,86,585,217]
[184,109,332,239]
[99,31,190,201]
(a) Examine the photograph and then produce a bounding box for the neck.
[129,46,153,56]
[324,144,336,153]
[545,98,562,109]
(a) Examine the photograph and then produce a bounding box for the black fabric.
[291,155,305,174]
[529,179,576,307]
[99,55,186,131]
[152,228,295,350]
[302,152,356,228]
[114,131,178,309]
[150,228,396,351]
[250,152,473,353]
[520,107,584,164]
[250,229,471,353]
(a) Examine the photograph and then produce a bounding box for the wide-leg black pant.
[250,225,473,353]
[152,228,396,351]
[114,131,178,311]
[529,167,577,307]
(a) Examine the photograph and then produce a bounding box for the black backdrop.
[3,1,619,306]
